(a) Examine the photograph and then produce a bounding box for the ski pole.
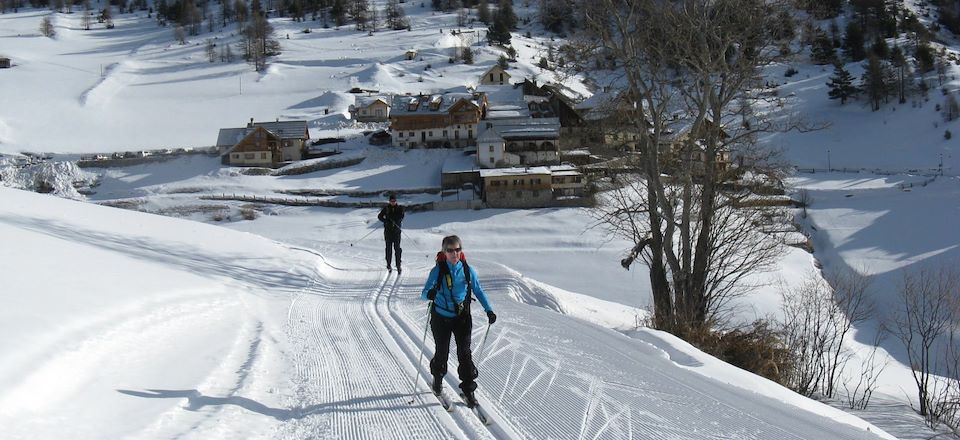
[349,225,379,247]
[390,220,431,259]
[474,321,493,362]
[407,301,433,404]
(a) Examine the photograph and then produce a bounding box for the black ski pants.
[384,229,401,267]
[429,311,478,393]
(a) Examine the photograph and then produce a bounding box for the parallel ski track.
[373,269,518,439]
[281,263,499,439]
[449,270,880,440]
[279,248,881,440]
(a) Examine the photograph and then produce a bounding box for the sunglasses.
[444,247,462,253]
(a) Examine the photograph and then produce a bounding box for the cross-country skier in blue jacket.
[421,234,496,408]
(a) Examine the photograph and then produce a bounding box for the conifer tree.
[842,21,865,62]
[497,0,516,30]
[826,63,857,105]
[890,45,909,104]
[810,32,835,65]
[861,54,886,111]
[384,0,408,30]
[487,11,510,45]
[331,0,347,26]
[477,0,490,24]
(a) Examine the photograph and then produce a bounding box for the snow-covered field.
[0,183,893,439]
[2,2,959,439]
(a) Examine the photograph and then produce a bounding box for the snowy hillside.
[0,186,891,439]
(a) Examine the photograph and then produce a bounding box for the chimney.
[248,118,254,128]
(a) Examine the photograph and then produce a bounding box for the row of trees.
[780,261,960,431]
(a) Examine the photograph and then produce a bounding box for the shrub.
[946,130,952,140]
[785,67,799,77]
[686,320,793,384]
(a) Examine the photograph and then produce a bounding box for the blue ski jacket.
[420,260,493,318]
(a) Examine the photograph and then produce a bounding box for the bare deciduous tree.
[778,268,874,398]
[822,267,875,397]
[40,15,56,37]
[889,263,959,420]
[842,330,888,410]
[574,0,798,335]
[241,13,280,71]
[384,0,409,30]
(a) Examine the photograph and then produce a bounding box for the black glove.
[427,288,438,301]
[486,311,497,325]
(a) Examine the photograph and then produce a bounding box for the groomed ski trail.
[278,263,507,439]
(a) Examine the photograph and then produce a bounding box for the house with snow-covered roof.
[217,118,310,167]
[476,165,587,208]
[349,96,391,122]
[389,88,487,148]
[476,118,561,168]
[479,64,512,86]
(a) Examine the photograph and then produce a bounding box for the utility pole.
[239,73,242,95]
[827,149,831,172]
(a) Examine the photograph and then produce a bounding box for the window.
[244,153,255,159]
[492,180,500,186]
[468,130,473,138]
[490,157,494,164]
[490,73,494,81]
[443,130,448,137]
[499,73,504,81]
[261,153,267,159]
[488,145,494,152]
[232,153,239,159]
[409,132,414,137]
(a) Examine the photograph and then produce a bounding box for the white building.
[476,118,561,168]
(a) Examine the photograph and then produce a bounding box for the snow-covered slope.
[0,186,891,438]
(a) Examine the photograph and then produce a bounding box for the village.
[205,63,730,209]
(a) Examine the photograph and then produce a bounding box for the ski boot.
[462,390,479,408]
[431,376,443,396]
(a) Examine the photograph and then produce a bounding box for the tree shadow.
[116,389,434,420]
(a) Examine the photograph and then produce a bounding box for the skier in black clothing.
[421,235,496,408]
[377,194,405,272]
